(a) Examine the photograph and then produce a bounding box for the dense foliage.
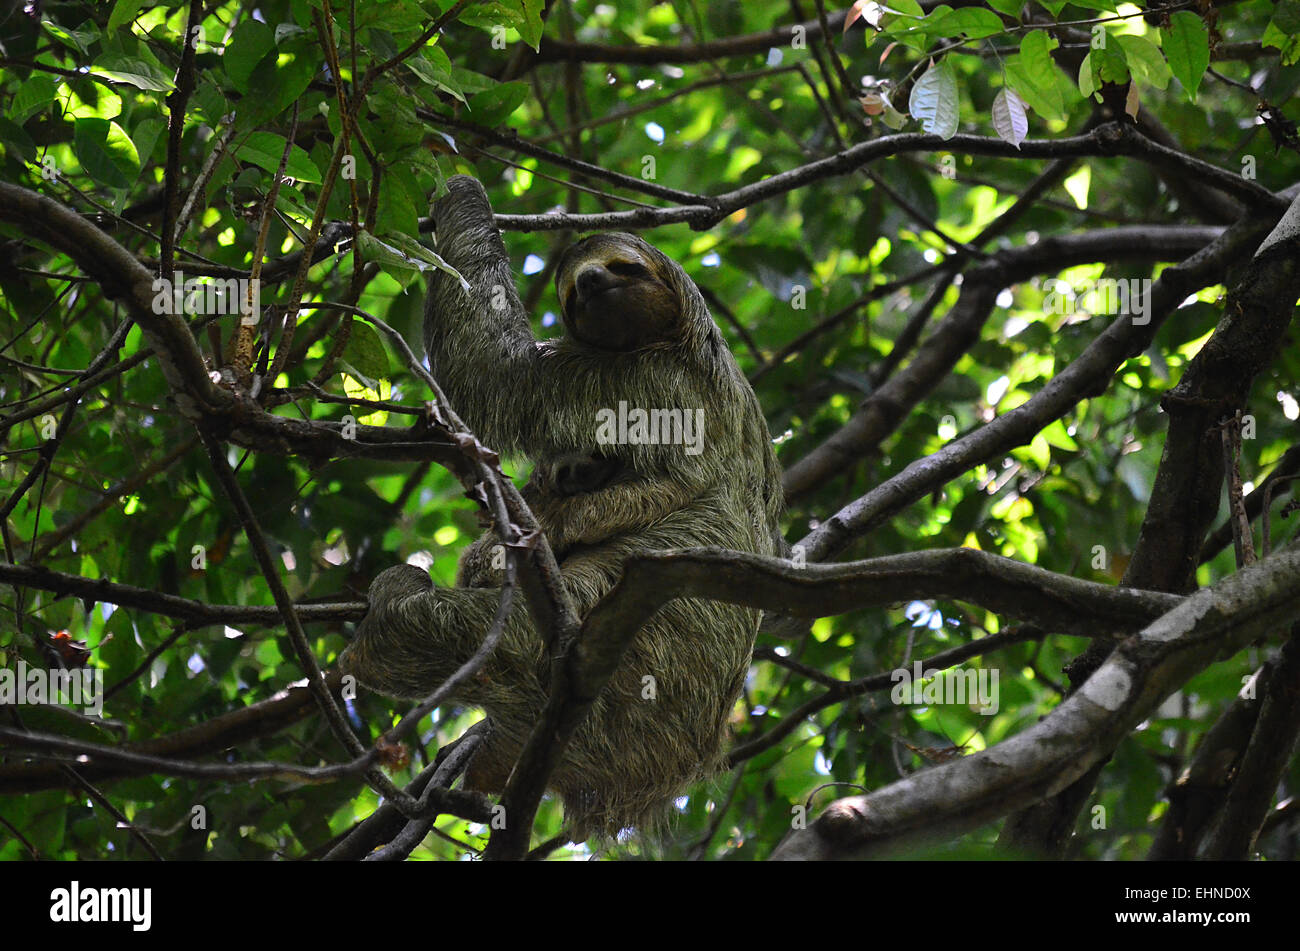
[0,0,1298,861]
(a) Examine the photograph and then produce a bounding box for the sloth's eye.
[606,260,648,278]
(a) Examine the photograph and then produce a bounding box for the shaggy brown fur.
[339,175,783,838]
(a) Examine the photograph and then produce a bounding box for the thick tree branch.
[587,547,1179,639]
[0,562,365,628]
[769,542,1300,860]
[1126,191,1300,592]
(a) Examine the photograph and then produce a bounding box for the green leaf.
[1268,0,1300,35]
[375,164,422,237]
[0,117,38,163]
[927,7,1006,40]
[1162,10,1209,102]
[9,76,59,124]
[448,67,499,96]
[879,0,929,49]
[887,0,925,16]
[1005,31,1064,121]
[985,0,1024,17]
[235,50,317,129]
[1116,34,1171,90]
[357,231,463,289]
[1262,18,1300,65]
[73,117,140,189]
[224,19,275,94]
[233,132,323,183]
[1077,51,1097,100]
[467,81,529,126]
[90,54,176,92]
[1272,0,1300,32]
[1042,419,1079,452]
[518,0,546,51]
[130,116,166,166]
[340,373,391,424]
[43,20,98,54]
[107,0,148,33]
[407,46,467,103]
[1091,33,1129,85]
[459,0,541,46]
[341,318,389,381]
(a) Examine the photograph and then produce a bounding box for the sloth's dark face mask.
[557,234,680,352]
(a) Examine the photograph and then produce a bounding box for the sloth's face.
[556,234,680,351]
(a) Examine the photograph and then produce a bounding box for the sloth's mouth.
[582,280,630,305]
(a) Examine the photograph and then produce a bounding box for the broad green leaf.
[928,7,1006,39]
[887,0,925,16]
[518,0,546,51]
[880,0,926,47]
[341,318,389,381]
[458,0,542,47]
[1271,0,1300,32]
[43,20,97,54]
[357,231,464,289]
[448,67,499,96]
[1264,0,1300,63]
[407,47,468,103]
[224,20,275,94]
[1077,51,1097,100]
[375,167,420,237]
[1162,10,1209,102]
[1262,18,1300,65]
[73,117,140,189]
[10,76,59,124]
[0,117,37,163]
[1091,33,1129,85]
[467,81,529,126]
[1268,0,1300,31]
[1116,34,1171,90]
[1042,419,1079,451]
[90,54,176,92]
[235,50,316,129]
[130,116,166,166]
[1005,31,1065,121]
[233,132,323,183]
[106,0,148,33]
[340,373,391,425]
[985,0,1024,17]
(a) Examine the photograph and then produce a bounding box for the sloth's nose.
[575,265,620,300]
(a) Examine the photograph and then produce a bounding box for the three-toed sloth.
[341,175,783,839]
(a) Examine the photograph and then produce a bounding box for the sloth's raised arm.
[424,175,540,455]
